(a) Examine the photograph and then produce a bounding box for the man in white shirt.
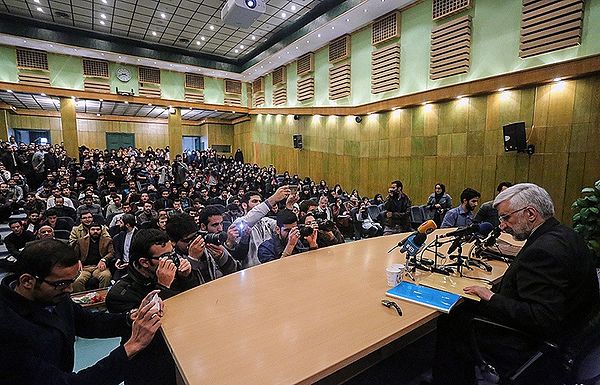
[46,186,75,209]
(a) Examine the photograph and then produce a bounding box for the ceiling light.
[40,93,46,96]
[240,45,244,49]
[36,7,43,12]
[457,95,464,99]
[196,41,201,45]
[331,26,335,30]
[235,49,239,53]
[96,113,101,116]
[268,61,271,64]
[154,61,157,64]
[73,48,77,51]
[251,35,256,40]
[137,58,140,61]
[148,103,152,106]
[6,90,13,93]
[100,13,106,19]
[295,46,299,49]
[49,44,53,48]
[102,0,107,3]
[71,96,76,100]
[553,77,562,82]
[124,101,129,104]
[100,20,105,25]
[281,12,287,18]
[364,9,368,12]
[100,53,104,56]
[318,34,321,38]
[34,0,40,2]
[200,36,206,41]
[160,13,166,19]
[291,5,296,11]
[306,40,309,43]
[498,87,506,92]
[99,99,103,102]
[169,64,173,67]
[152,31,157,36]
[118,55,122,59]
[23,40,26,43]
[210,25,215,30]
[346,18,349,22]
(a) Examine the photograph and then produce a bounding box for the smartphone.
[150,293,161,312]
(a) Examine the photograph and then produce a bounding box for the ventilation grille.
[297,76,315,102]
[184,90,204,103]
[139,67,160,84]
[185,73,204,89]
[372,12,400,45]
[329,63,351,100]
[432,0,471,20]
[520,0,584,58]
[273,87,287,106]
[18,72,50,86]
[272,66,286,86]
[252,77,263,93]
[297,53,314,76]
[83,59,109,78]
[253,93,265,107]
[139,84,161,98]
[372,44,400,94]
[16,49,48,70]
[329,35,351,63]
[430,15,471,80]
[84,79,110,93]
[224,95,242,106]
[225,79,242,95]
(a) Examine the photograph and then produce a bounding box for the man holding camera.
[300,212,344,248]
[258,209,318,263]
[166,211,240,285]
[106,229,195,385]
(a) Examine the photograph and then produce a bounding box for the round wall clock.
[116,67,131,82]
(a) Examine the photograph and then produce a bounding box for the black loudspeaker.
[503,122,527,152]
[293,134,303,149]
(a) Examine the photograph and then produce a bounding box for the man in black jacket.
[382,180,411,234]
[0,239,162,385]
[432,183,600,384]
[5,219,36,256]
[106,229,196,385]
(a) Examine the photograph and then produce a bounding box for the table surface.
[161,229,519,385]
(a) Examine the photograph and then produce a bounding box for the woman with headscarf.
[426,183,453,226]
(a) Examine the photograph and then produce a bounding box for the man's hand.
[285,191,299,209]
[305,228,318,249]
[464,286,494,301]
[386,211,392,218]
[286,227,300,249]
[187,234,206,260]
[156,258,177,288]
[123,290,162,359]
[206,243,224,258]
[268,186,291,206]
[226,224,239,246]
[97,260,107,271]
[176,257,192,278]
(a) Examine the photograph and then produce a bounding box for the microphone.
[400,232,427,257]
[389,220,437,252]
[440,222,493,239]
[483,226,501,247]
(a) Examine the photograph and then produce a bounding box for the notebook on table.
[386,280,461,313]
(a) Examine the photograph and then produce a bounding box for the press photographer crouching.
[299,211,345,248]
[166,210,240,285]
[106,229,196,385]
[258,209,318,263]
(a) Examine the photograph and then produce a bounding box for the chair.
[409,205,426,228]
[58,216,75,230]
[92,214,106,225]
[54,229,70,240]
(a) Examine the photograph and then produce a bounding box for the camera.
[298,225,314,237]
[198,230,228,246]
[167,253,180,268]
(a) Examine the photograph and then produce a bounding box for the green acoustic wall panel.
[399,0,433,96]
[287,61,298,107]
[48,54,84,90]
[160,70,185,100]
[314,47,330,106]
[264,73,273,107]
[109,63,139,94]
[241,82,248,107]
[204,77,224,104]
[351,27,373,106]
[0,45,17,83]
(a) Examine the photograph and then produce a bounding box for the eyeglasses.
[35,270,81,290]
[498,207,529,223]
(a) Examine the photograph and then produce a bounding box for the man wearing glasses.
[432,183,600,384]
[106,229,195,385]
[0,239,162,384]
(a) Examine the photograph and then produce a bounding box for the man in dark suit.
[112,213,138,281]
[0,239,162,385]
[433,183,600,384]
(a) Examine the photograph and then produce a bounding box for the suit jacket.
[0,275,130,385]
[74,235,114,265]
[113,229,138,263]
[481,217,600,341]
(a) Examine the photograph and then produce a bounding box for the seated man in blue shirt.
[258,209,318,263]
[441,187,480,228]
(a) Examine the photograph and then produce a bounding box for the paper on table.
[418,273,491,301]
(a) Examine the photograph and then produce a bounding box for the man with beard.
[5,220,36,256]
[76,160,99,187]
[136,201,157,225]
[0,239,163,385]
[103,159,125,187]
[441,187,481,228]
[106,229,195,385]
[112,214,138,281]
[72,222,114,292]
[166,212,240,285]
[23,192,46,214]
[432,183,600,384]
[257,208,318,263]
[53,196,77,221]
[382,180,412,234]
[70,211,109,241]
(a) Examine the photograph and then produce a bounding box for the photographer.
[354,201,384,239]
[106,229,195,385]
[382,180,411,235]
[299,212,344,248]
[166,211,240,285]
[258,209,318,263]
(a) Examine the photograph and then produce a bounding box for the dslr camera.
[196,230,228,246]
[298,224,314,238]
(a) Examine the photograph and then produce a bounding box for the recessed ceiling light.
[96,113,101,116]
[364,9,368,12]
[137,58,140,61]
[251,35,256,40]
[295,46,299,49]
[23,40,26,43]
[49,44,53,48]
[318,34,321,38]
[160,13,166,19]
[185,67,189,70]
[291,5,296,11]
[6,90,13,93]
[240,45,244,49]
[71,96,76,100]
[235,49,239,53]
[268,61,271,64]
[196,41,201,45]
[100,53,104,56]
[200,36,206,41]
[100,13,106,19]
[169,64,173,67]
[36,7,43,12]
[124,101,129,104]
[154,61,157,64]
[331,26,335,30]
[100,20,105,25]
[73,48,77,51]
[286,51,290,54]
[277,56,280,59]
[101,0,107,3]
[99,99,103,102]
[210,25,215,30]
[346,18,349,22]
[148,103,152,106]
[40,93,46,96]
[118,55,122,59]
[152,31,157,36]
[34,0,40,3]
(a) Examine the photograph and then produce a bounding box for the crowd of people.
[0,138,597,385]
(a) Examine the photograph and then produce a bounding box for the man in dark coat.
[432,183,600,384]
[0,238,162,385]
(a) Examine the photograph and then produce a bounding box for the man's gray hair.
[493,183,554,219]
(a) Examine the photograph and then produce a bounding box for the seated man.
[5,220,36,256]
[300,212,344,248]
[440,187,480,228]
[73,222,114,292]
[106,229,195,385]
[258,209,318,263]
[76,194,103,220]
[432,183,600,384]
[70,210,109,241]
[0,238,162,385]
[474,182,512,227]
[52,196,77,221]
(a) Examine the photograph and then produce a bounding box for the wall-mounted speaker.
[503,122,526,152]
[293,134,303,149]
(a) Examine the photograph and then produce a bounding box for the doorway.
[182,136,205,152]
[106,133,135,150]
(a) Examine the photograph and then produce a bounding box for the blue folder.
[386,281,461,313]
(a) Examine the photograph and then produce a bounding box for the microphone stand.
[424,236,456,276]
[441,236,472,277]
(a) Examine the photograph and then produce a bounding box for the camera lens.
[298,225,313,237]
[204,231,228,246]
